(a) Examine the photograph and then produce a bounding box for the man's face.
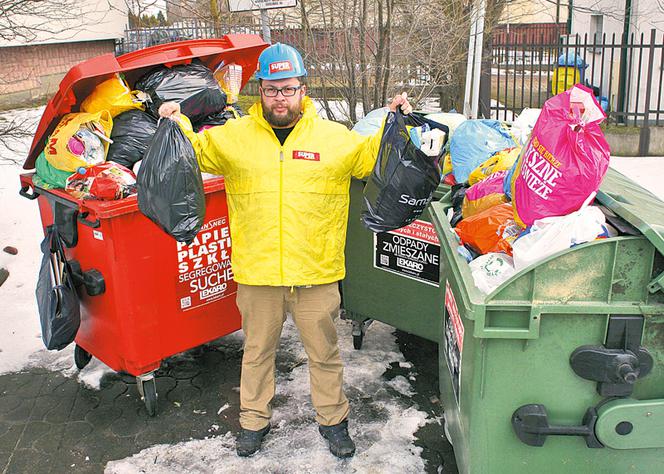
[260,77,306,128]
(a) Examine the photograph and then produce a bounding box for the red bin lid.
[23,34,268,169]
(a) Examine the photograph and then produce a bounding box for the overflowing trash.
[449,119,516,183]
[81,73,148,117]
[511,84,610,227]
[441,84,613,295]
[45,111,113,172]
[362,111,448,232]
[136,61,227,123]
[65,162,137,201]
[106,110,159,169]
[32,59,242,209]
[137,119,205,244]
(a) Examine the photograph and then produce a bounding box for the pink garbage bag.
[510,84,610,227]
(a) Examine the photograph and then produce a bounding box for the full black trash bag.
[36,225,80,351]
[361,111,449,232]
[137,119,205,244]
[135,62,227,123]
[193,104,244,132]
[107,110,158,169]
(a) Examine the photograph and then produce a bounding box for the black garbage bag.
[361,111,449,232]
[193,104,244,132]
[107,110,158,169]
[137,119,205,244]
[135,62,227,123]
[450,183,470,228]
[36,225,80,351]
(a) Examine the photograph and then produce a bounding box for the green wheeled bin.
[341,179,450,348]
[428,168,664,473]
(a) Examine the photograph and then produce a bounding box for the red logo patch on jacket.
[293,150,320,161]
[269,61,293,74]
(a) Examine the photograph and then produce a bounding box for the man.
[159,43,411,459]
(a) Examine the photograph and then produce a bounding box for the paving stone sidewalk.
[0,331,456,474]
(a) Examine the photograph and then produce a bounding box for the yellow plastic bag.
[442,152,453,175]
[45,111,113,172]
[468,146,520,185]
[81,74,146,117]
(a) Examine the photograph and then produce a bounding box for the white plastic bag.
[469,253,516,295]
[511,108,541,145]
[512,205,606,271]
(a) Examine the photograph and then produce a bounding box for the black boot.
[236,425,271,457]
[319,419,356,458]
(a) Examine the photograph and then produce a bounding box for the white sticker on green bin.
[444,280,464,405]
[373,220,440,287]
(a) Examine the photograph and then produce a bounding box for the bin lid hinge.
[647,271,664,295]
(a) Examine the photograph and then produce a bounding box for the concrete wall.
[605,126,664,156]
[0,40,116,110]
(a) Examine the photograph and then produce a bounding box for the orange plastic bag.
[455,203,522,256]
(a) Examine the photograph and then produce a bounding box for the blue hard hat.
[255,43,307,80]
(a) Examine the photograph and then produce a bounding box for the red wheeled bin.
[18,35,268,415]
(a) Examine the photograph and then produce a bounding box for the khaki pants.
[236,283,350,431]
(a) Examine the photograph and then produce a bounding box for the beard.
[261,98,302,127]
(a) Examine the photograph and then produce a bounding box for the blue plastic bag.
[450,120,516,183]
[352,107,389,136]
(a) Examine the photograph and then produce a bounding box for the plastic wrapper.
[137,119,205,244]
[35,151,72,189]
[36,225,80,350]
[136,62,227,123]
[449,119,516,183]
[467,147,520,185]
[81,73,147,117]
[510,84,610,227]
[194,105,243,132]
[462,171,508,218]
[361,111,448,232]
[512,205,606,271]
[213,62,242,104]
[45,111,113,172]
[511,108,541,145]
[455,203,522,256]
[65,162,136,200]
[107,110,159,169]
[469,253,516,295]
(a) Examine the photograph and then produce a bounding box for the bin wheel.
[137,375,158,417]
[353,334,364,350]
[74,345,92,370]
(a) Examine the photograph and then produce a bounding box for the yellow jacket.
[179,96,383,286]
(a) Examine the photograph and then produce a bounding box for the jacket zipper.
[279,148,284,286]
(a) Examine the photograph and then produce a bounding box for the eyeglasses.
[261,85,303,97]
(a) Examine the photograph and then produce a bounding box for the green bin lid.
[597,167,664,293]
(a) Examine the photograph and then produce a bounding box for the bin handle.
[474,307,542,340]
[77,211,100,228]
[19,185,39,200]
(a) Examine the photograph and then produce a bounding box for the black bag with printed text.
[361,111,448,232]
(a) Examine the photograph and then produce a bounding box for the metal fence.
[490,28,664,127]
[115,22,262,56]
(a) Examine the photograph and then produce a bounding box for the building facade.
[0,0,127,109]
